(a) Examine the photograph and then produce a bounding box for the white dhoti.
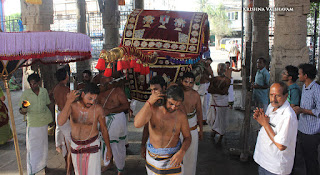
[55,105,71,157]
[181,113,198,175]
[70,134,101,175]
[206,92,212,117]
[228,78,234,104]
[26,125,48,175]
[146,140,183,175]
[198,83,210,121]
[207,94,229,135]
[102,112,127,172]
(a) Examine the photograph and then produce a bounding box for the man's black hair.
[298,63,317,80]
[225,61,230,65]
[83,83,100,95]
[205,57,212,62]
[150,75,166,88]
[258,57,266,64]
[27,73,41,83]
[182,72,195,81]
[83,70,92,77]
[166,85,184,102]
[276,81,288,95]
[285,65,299,82]
[55,68,67,82]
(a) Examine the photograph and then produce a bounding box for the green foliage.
[197,1,232,37]
[4,13,21,32]
[308,2,320,35]
[5,13,21,20]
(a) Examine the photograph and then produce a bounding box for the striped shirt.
[298,81,320,134]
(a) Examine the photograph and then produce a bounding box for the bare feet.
[101,161,113,172]
[56,146,62,154]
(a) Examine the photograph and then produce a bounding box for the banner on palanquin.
[120,9,210,101]
[120,9,209,59]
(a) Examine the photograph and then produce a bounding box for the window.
[228,12,239,21]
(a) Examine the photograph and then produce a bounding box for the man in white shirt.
[253,82,298,175]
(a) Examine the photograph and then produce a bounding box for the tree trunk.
[240,3,253,161]
[215,35,222,50]
[76,0,91,80]
[135,0,144,9]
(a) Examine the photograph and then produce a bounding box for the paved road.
[209,46,242,81]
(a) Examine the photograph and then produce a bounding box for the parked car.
[220,38,231,50]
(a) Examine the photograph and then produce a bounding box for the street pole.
[3,76,23,175]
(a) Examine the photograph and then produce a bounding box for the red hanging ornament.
[130,59,136,68]
[140,65,146,75]
[95,58,106,70]
[134,64,141,73]
[117,60,123,71]
[124,60,130,69]
[104,63,112,77]
[134,59,142,72]
[122,57,129,69]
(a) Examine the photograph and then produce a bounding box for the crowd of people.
[252,61,320,175]
[1,58,316,175]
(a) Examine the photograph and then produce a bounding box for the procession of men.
[5,57,318,175]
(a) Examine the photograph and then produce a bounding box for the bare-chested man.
[76,70,92,90]
[134,85,191,175]
[53,68,72,173]
[58,83,112,175]
[207,63,231,144]
[225,61,241,108]
[140,75,167,159]
[198,57,214,124]
[180,72,203,175]
[97,76,130,175]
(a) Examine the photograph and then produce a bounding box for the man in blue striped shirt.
[292,63,320,175]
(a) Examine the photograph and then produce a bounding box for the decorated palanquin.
[122,9,209,101]
[97,9,210,101]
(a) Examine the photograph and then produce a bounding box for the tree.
[5,13,22,32]
[197,2,232,48]
[307,2,319,36]
[197,0,208,12]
